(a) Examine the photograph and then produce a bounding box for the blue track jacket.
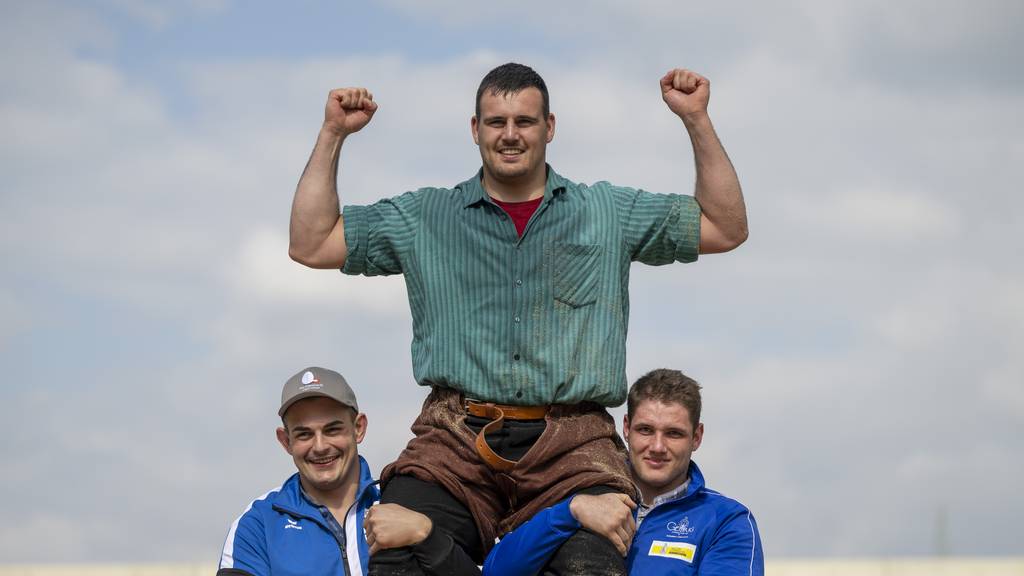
[483,461,763,575]
[218,456,379,576]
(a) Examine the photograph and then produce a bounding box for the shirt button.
[515,279,522,286]
[513,353,521,361]
[514,316,521,323]
[516,390,523,399]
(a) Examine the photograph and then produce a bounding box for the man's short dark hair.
[627,369,702,429]
[475,62,550,119]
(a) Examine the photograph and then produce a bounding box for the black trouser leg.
[369,475,483,576]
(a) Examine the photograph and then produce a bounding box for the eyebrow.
[632,422,688,434]
[484,114,540,123]
[290,419,347,433]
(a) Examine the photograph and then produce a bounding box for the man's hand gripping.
[363,503,433,555]
[570,492,637,557]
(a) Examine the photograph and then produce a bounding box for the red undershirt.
[491,196,543,237]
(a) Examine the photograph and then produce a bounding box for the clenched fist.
[660,69,710,122]
[324,87,378,137]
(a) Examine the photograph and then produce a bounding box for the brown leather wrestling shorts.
[380,387,634,552]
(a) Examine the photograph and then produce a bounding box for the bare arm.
[660,69,748,254]
[289,87,377,269]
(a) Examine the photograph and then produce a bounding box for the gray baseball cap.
[279,366,359,417]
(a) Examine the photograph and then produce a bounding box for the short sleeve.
[341,190,423,276]
[612,186,701,265]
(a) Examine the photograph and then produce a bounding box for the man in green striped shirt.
[289,63,747,575]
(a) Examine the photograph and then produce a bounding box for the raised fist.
[660,69,710,121]
[323,87,377,137]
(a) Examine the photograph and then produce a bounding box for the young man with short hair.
[483,369,765,575]
[217,367,378,576]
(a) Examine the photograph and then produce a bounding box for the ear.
[692,422,704,452]
[354,413,368,444]
[622,414,630,442]
[471,115,480,145]
[276,427,292,455]
[545,113,556,143]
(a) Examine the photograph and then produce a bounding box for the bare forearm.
[659,68,748,253]
[685,112,748,250]
[289,127,347,267]
[289,87,376,268]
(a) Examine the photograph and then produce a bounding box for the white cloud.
[861,0,1021,50]
[0,514,89,559]
[99,0,230,28]
[872,295,958,349]
[0,289,27,347]
[783,186,960,244]
[227,226,409,315]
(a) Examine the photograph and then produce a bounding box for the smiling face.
[471,87,555,192]
[624,399,704,504]
[276,396,367,503]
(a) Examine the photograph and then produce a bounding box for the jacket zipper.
[340,542,351,576]
[338,496,360,576]
[274,475,378,576]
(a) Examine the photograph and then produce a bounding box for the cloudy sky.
[2,0,1022,564]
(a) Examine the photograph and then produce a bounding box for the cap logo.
[299,370,322,391]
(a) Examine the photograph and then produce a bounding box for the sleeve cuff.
[340,204,368,275]
[549,498,583,535]
[675,195,701,263]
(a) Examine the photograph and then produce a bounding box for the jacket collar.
[272,455,379,519]
[635,459,708,509]
[661,460,706,504]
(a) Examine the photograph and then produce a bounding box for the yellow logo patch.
[648,540,696,563]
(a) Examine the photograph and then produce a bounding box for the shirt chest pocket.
[552,242,602,308]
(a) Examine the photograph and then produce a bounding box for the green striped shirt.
[342,166,700,406]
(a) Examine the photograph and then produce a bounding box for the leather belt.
[464,399,549,420]
[465,400,549,472]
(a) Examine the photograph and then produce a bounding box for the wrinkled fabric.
[381,387,634,553]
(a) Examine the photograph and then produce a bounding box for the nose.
[502,121,518,141]
[311,432,327,453]
[650,433,666,453]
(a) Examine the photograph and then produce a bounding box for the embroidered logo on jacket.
[666,516,696,538]
[284,518,303,530]
[648,540,696,563]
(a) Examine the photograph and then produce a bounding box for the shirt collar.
[460,164,567,208]
[646,477,691,508]
[636,475,691,528]
[631,460,704,509]
[297,482,323,509]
